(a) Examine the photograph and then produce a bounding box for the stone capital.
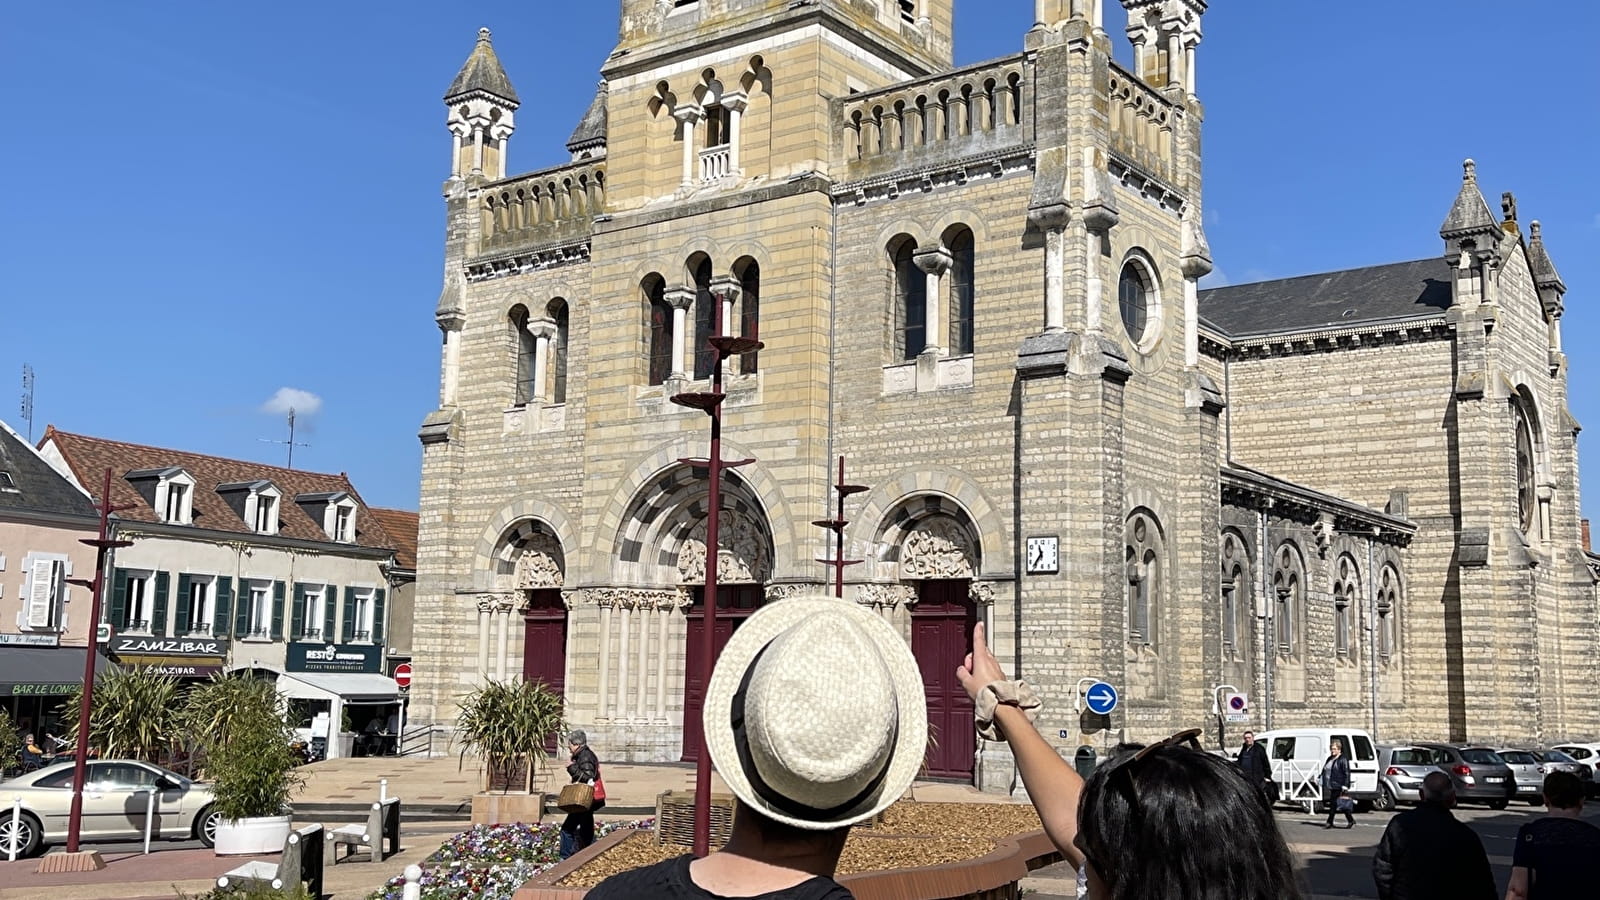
[435,309,466,332]
[664,287,695,311]
[526,316,558,340]
[913,247,953,276]
[719,90,749,114]
[1026,202,1071,232]
[673,104,704,125]
[708,275,742,305]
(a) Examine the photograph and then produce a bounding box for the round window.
[1118,261,1154,346]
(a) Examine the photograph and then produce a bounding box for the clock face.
[1027,536,1059,574]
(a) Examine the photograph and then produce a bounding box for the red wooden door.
[911,580,977,779]
[681,585,765,763]
[522,590,568,752]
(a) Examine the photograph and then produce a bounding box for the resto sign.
[110,635,225,658]
[287,642,383,674]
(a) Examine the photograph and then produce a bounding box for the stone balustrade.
[699,144,732,182]
[480,160,607,250]
[838,55,1028,175]
[1106,60,1184,183]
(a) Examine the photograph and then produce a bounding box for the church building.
[411,0,1593,790]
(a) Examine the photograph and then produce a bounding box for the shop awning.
[0,647,116,696]
[276,672,400,704]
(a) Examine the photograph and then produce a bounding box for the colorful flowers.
[366,819,654,900]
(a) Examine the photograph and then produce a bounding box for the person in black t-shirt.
[586,597,927,900]
[1506,770,1600,900]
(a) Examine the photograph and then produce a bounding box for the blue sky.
[2,1,1596,517]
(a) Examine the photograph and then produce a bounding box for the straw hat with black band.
[702,596,928,831]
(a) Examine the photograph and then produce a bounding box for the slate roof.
[446,28,519,103]
[40,427,397,553]
[566,82,609,154]
[0,419,95,520]
[1198,258,1454,338]
[367,507,418,571]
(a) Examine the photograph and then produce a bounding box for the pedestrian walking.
[1505,770,1600,900]
[559,730,606,859]
[1237,731,1273,809]
[1372,771,1495,900]
[956,623,1305,900]
[586,596,925,898]
[1321,739,1355,828]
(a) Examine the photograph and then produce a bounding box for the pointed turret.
[1527,221,1567,316]
[1439,159,1500,261]
[567,82,609,161]
[446,28,519,104]
[444,28,518,181]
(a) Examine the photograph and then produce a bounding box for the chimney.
[1583,519,1591,553]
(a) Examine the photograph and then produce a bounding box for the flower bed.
[365,820,654,900]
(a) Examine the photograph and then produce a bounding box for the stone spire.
[1527,221,1567,316]
[1439,159,1499,250]
[566,81,609,160]
[446,27,519,104]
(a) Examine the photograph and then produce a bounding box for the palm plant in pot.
[189,676,304,855]
[456,679,564,814]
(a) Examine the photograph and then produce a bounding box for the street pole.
[1367,532,1379,741]
[814,457,866,598]
[64,468,135,854]
[671,298,762,858]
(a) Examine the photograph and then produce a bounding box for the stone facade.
[412,0,1595,787]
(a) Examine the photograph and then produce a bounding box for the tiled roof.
[367,507,418,570]
[566,82,608,154]
[0,418,95,520]
[1198,258,1454,338]
[446,28,519,103]
[40,426,397,553]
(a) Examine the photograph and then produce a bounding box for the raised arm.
[956,622,1084,868]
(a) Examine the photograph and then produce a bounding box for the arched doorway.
[492,522,568,744]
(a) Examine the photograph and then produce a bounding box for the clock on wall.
[1026,536,1059,575]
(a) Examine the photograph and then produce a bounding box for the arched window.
[509,305,534,406]
[947,228,975,355]
[1220,531,1250,661]
[644,276,671,386]
[692,257,716,380]
[1272,543,1304,659]
[892,237,925,360]
[1125,510,1163,646]
[1376,565,1400,664]
[1515,402,1537,534]
[737,259,760,374]
[547,299,569,405]
[1118,258,1157,347]
[1333,555,1360,660]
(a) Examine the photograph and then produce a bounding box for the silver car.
[1533,749,1597,799]
[1376,745,1441,811]
[1496,748,1550,805]
[0,760,219,857]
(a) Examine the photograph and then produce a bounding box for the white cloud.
[261,387,323,417]
[1200,267,1230,289]
[1205,207,1222,228]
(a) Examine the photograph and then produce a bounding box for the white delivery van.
[1253,728,1380,810]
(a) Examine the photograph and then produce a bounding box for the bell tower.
[444,28,519,182]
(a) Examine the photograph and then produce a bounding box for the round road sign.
[394,663,413,690]
[1085,681,1118,715]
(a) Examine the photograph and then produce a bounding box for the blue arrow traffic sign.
[1085,681,1118,715]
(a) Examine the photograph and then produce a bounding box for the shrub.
[453,680,564,793]
[205,686,303,821]
[58,667,181,763]
[0,709,22,773]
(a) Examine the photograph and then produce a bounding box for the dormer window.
[165,483,188,522]
[295,491,357,543]
[335,505,354,542]
[256,494,278,533]
[129,467,197,525]
[219,480,281,535]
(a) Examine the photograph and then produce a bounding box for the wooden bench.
[328,797,401,864]
[217,823,324,898]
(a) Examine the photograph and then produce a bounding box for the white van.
[1253,728,1380,810]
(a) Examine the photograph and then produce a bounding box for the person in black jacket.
[560,730,605,859]
[1371,771,1495,900]
[1237,732,1272,809]
[1320,739,1355,828]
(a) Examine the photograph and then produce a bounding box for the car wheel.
[1487,800,1509,810]
[1374,785,1397,812]
[0,812,42,858]
[195,807,221,848]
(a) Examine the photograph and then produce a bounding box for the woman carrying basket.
[560,730,606,858]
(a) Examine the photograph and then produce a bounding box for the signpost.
[1224,691,1250,724]
[394,663,413,690]
[1084,681,1118,716]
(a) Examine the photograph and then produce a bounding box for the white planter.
[214,815,292,856]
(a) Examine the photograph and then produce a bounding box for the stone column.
[674,106,703,189]
[450,129,464,177]
[1127,20,1150,78]
[709,276,742,376]
[665,288,695,379]
[654,607,669,721]
[472,125,485,175]
[495,604,510,681]
[437,310,466,406]
[722,91,748,175]
[617,606,632,719]
[635,607,650,718]
[597,604,613,719]
[1027,205,1070,334]
[1082,153,1121,336]
[913,247,953,356]
[528,318,557,403]
[476,602,491,678]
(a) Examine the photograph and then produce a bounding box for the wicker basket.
[654,790,736,849]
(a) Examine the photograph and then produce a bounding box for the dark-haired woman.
[956,623,1305,900]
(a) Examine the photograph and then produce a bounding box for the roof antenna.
[19,364,34,442]
[259,407,311,469]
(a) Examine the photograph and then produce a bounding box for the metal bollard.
[401,863,423,900]
[8,795,20,862]
[143,790,156,854]
[380,778,388,803]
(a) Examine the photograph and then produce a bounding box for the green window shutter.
[342,587,357,643]
[109,569,129,630]
[151,571,171,637]
[235,582,251,637]
[174,574,192,636]
[290,583,306,641]
[214,577,233,638]
[372,588,387,645]
[323,585,338,641]
[270,581,286,641]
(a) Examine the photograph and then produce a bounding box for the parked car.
[1533,748,1598,798]
[1255,727,1381,809]
[1496,748,1553,805]
[1414,743,1514,808]
[1548,743,1600,780]
[1376,745,1442,811]
[0,760,218,858]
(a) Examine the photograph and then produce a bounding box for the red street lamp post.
[671,303,761,858]
[813,457,867,598]
[62,468,136,854]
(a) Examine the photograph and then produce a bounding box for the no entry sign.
[394,662,413,690]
